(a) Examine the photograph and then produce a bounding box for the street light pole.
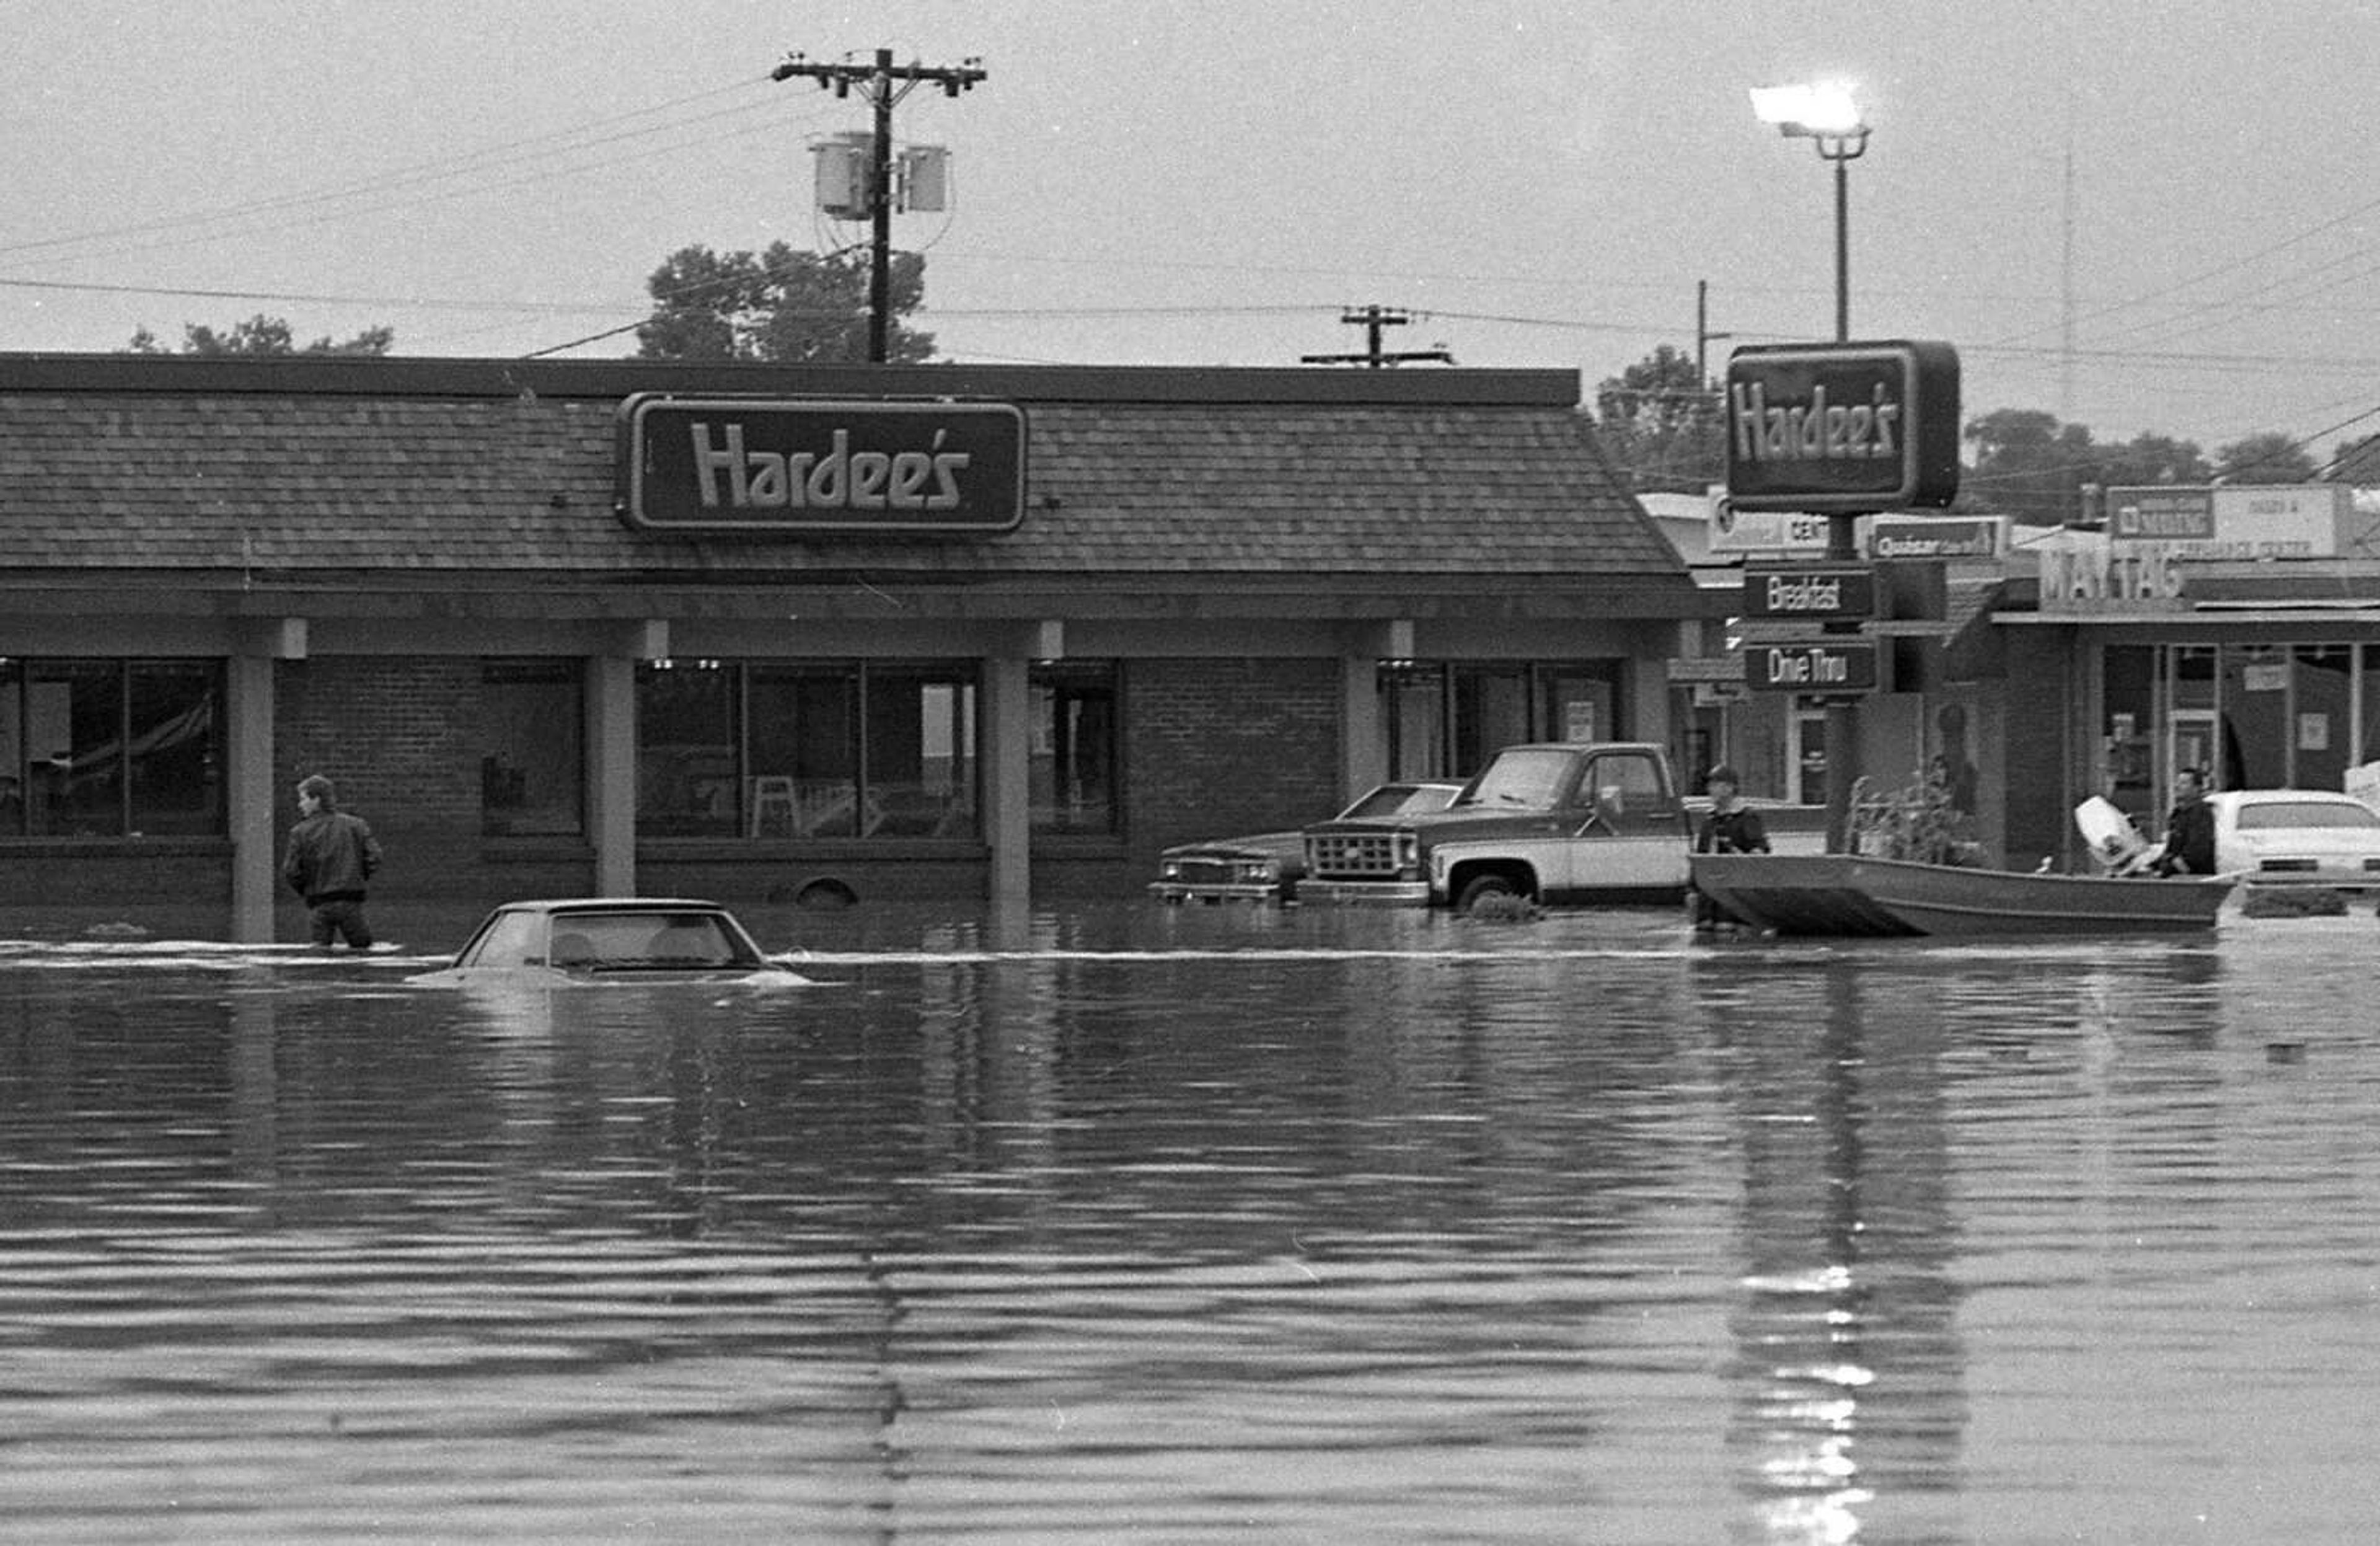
[1750,81,1871,851]
[1749,82,1870,342]
[1819,127,1868,342]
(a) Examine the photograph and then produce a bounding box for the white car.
[2210,790,2380,890]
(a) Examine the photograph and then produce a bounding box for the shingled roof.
[0,355,1690,606]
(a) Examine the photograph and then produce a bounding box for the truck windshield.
[1461,749,1576,808]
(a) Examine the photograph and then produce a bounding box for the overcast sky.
[5,2,2374,459]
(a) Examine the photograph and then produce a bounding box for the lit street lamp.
[1749,81,1869,342]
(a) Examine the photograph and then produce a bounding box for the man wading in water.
[283,774,384,948]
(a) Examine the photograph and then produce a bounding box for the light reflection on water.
[5,904,2380,1541]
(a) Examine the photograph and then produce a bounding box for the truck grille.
[1307,832,1408,877]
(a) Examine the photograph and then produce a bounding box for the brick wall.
[1125,658,1341,861]
[276,657,509,900]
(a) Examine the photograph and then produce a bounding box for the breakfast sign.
[617,395,1027,535]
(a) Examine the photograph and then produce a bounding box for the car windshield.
[2236,800,2380,831]
[549,911,759,969]
[1459,751,1575,808]
[1340,784,1460,819]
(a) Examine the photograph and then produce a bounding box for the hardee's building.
[0,353,1709,939]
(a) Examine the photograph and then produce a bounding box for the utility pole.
[1301,305,1453,368]
[1695,280,1732,390]
[772,48,985,363]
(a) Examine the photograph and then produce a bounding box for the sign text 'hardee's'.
[617,396,1026,535]
[1724,341,1960,515]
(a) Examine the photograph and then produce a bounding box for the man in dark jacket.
[1691,764,1771,930]
[2151,766,2218,877]
[283,774,384,947]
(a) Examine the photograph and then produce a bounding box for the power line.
[0,79,782,270]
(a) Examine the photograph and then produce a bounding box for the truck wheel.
[1456,874,1522,915]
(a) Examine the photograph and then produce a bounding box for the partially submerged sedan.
[408,898,809,985]
[2211,790,2380,890]
[1151,781,1465,904]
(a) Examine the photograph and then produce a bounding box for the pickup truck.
[1298,741,1694,911]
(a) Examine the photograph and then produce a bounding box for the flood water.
[4,897,2379,1543]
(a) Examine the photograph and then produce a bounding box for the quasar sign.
[617,395,1026,535]
[1724,340,1961,513]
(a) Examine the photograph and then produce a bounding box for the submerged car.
[408,898,807,985]
[1151,781,1465,904]
[2209,790,2380,889]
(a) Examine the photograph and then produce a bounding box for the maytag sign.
[1724,340,1962,514]
[617,395,1027,535]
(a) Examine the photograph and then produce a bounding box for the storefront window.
[128,661,225,836]
[0,658,223,839]
[2222,646,2291,790]
[2294,645,2353,792]
[2360,646,2380,767]
[1453,666,1530,772]
[635,660,979,841]
[481,660,584,837]
[1537,667,1619,747]
[1030,663,1116,834]
[2102,645,2156,829]
[637,660,739,837]
[1384,665,1447,779]
[748,665,859,837]
[866,666,977,837]
[1383,661,1626,780]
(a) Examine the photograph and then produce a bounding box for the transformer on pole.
[774,48,986,363]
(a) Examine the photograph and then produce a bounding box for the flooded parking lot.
[5,898,2379,1542]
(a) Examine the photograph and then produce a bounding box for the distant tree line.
[1589,347,2333,526]
[125,241,933,367]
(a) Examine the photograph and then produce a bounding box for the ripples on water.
[4,904,2380,1542]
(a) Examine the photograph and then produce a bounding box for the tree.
[126,314,394,356]
[635,242,934,364]
[1959,412,2218,524]
[2096,430,2211,491]
[2215,431,2317,485]
[1592,345,1722,493]
[1962,407,2099,525]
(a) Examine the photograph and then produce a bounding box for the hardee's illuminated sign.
[617,395,1026,535]
[1724,341,1961,514]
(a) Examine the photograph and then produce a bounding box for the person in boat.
[1691,765,1770,930]
[2149,766,2217,877]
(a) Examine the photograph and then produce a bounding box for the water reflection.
[1709,960,1962,1544]
[4,911,2380,1539]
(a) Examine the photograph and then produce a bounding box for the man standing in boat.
[1691,765,1770,931]
[2150,766,2218,877]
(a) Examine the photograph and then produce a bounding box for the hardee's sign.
[1724,341,1961,514]
[617,395,1026,535]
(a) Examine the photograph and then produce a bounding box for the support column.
[1337,619,1408,799]
[587,654,640,898]
[228,617,304,943]
[227,653,278,943]
[588,621,664,898]
[982,643,1038,912]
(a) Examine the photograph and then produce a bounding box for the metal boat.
[1690,852,2234,937]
